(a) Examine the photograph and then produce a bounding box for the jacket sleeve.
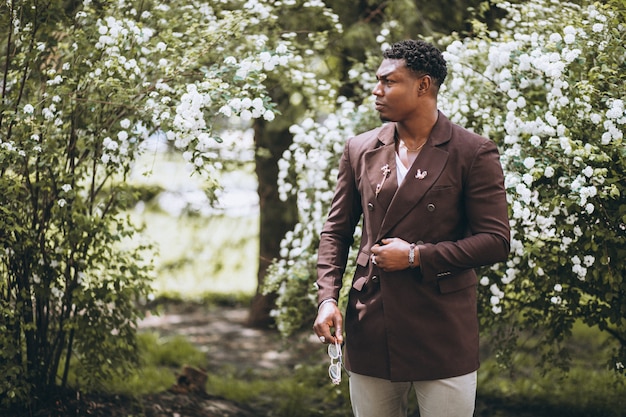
[419,139,510,282]
[316,139,363,304]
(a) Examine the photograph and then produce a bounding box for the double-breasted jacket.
[317,111,510,381]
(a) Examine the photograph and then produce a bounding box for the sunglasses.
[328,341,343,385]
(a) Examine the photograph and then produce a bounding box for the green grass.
[101,332,208,396]
[136,211,258,297]
[129,151,259,299]
[205,364,351,417]
[93,329,351,417]
[478,321,626,417]
[106,322,625,417]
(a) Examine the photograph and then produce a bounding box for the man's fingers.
[332,310,344,344]
[313,305,343,344]
[334,324,344,344]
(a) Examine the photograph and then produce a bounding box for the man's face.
[372,59,423,123]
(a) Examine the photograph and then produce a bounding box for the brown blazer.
[317,111,510,381]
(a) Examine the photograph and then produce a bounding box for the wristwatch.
[408,243,417,268]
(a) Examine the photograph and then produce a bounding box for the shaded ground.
[7,302,321,417]
[9,302,599,417]
[138,302,322,377]
[134,302,602,417]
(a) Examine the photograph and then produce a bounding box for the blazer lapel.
[376,112,452,241]
[364,124,397,210]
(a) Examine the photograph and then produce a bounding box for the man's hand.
[313,301,344,345]
[370,237,418,271]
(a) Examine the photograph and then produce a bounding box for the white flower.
[544,166,555,178]
[241,97,252,109]
[522,173,533,185]
[47,75,63,86]
[590,113,602,124]
[218,105,232,117]
[61,184,72,192]
[583,255,595,267]
[606,100,624,119]
[490,283,504,298]
[259,51,272,64]
[252,97,264,110]
[563,33,576,45]
[549,33,562,43]
[563,48,580,63]
[592,23,604,32]
[240,109,252,121]
[120,118,131,129]
[23,104,34,114]
[228,98,242,111]
[572,264,587,280]
[103,137,118,151]
[263,109,275,121]
[58,199,67,207]
[554,284,562,292]
[529,135,541,146]
[515,183,532,203]
[523,157,535,169]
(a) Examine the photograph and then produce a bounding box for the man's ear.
[417,75,432,96]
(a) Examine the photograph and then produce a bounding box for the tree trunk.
[247,118,297,328]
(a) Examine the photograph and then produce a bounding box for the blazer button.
[427,203,435,212]
[371,275,379,282]
[367,203,374,211]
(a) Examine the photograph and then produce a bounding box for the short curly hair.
[383,39,447,87]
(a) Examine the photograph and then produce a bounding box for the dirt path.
[135,302,551,417]
[138,302,322,376]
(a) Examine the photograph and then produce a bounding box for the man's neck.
[395,108,439,147]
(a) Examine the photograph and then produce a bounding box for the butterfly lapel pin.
[415,169,428,180]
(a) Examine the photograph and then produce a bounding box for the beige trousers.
[349,371,477,417]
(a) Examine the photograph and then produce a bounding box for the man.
[313,39,510,417]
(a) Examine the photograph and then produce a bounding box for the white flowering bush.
[440,0,626,373]
[267,0,626,374]
[264,98,380,335]
[0,0,333,407]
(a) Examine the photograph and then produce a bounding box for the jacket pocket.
[356,250,370,267]
[352,251,373,291]
[437,270,477,294]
